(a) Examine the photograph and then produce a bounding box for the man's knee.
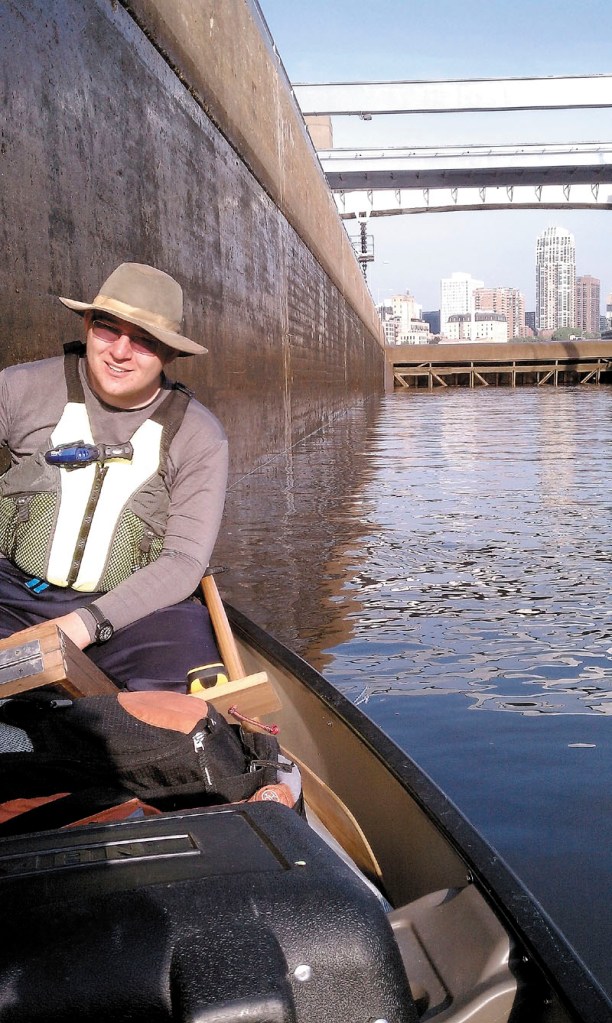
[89,599,223,693]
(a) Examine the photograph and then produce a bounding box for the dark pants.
[0,559,221,692]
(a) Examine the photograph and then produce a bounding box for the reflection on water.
[218,384,612,998]
[312,388,612,719]
[214,398,383,655]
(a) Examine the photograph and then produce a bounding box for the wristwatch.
[86,603,114,645]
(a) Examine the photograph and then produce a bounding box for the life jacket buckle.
[23,577,50,596]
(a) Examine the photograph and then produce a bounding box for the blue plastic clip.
[24,577,50,595]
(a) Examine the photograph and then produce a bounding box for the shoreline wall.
[0,0,385,485]
[124,0,383,348]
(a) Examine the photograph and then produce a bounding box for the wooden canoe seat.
[198,576,282,729]
[191,671,281,725]
[0,622,117,699]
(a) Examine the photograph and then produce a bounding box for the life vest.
[0,353,190,592]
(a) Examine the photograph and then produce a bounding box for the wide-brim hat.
[59,262,207,356]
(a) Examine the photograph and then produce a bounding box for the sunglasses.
[91,318,160,357]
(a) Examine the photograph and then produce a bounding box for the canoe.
[0,606,609,1023]
[227,604,612,1023]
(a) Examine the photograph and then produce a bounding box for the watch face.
[97,622,114,643]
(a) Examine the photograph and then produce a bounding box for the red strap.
[65,798,161,828]
[0,793,69,823]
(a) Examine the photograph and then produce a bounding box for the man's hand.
[48,612,92,650]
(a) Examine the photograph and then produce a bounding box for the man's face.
[84,313,175,409]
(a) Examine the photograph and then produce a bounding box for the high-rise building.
[376,301,399,345]
[422,310,440,335]
[474,287,526,339]
[535,227,576,331]
[575,275,601,336]
[378,294,431,345]
[390,292,430,344]
[440,272,484,337]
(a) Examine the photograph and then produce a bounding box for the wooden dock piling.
[388,340,612,389]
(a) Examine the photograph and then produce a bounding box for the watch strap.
[84,603,114,644]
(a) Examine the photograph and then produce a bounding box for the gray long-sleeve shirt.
[0,356,228,639]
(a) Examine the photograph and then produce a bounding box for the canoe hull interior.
[233,617,470,907]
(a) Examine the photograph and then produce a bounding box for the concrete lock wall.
[0,0,385,489]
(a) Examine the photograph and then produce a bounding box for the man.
[0,262,228,691]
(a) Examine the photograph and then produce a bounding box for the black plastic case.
[0,801,417,1022]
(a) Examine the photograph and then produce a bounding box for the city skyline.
[258,0,612,311]
[379,250,602,342]
[369,217,604,313]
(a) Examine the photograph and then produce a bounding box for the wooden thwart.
[191,671,281,721]
[0,622,117,698]
[0,592,378,892]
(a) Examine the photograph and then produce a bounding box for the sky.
[257,0,612,312]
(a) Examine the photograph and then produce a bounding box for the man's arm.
[52,610,93,649]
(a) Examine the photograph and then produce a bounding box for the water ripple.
[322,388,612,719]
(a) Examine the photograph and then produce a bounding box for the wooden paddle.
[200,571,245,681]
[198,571,281,722]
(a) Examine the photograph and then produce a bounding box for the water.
[218,384,612,996]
